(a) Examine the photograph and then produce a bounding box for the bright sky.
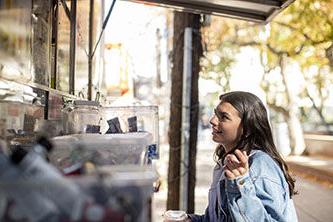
[229,47,266,101]
[104,1,168,80]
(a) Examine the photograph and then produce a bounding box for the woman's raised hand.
[224,149,249,179]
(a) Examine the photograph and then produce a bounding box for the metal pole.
[88,0,94,100]
[69,0,77,94]
[180,27,192,211]
[50,0,58,89]
[155,28,162,88]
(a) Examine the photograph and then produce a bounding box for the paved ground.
[286,155,333,185]
[293,176,333,222]
[152,129,333,221]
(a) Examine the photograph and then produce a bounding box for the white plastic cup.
[164,210,187,222]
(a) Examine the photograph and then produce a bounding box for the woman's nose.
[209,115,218,126]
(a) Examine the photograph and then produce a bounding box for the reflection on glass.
[75,0,102,98]
[31,0,51,86]
[0,0,32,82]
[0,79,45,148]
[57,0,70,92]
[75,0,89,97]
[92,0,102,99]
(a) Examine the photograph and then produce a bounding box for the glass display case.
[0,151,156,222]
[61,100,101,134]
[56,0,71,92]
[101,105,159,159]
[50,132,153,171]
[0,100,44,151]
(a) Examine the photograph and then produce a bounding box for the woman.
[187,91,298,222]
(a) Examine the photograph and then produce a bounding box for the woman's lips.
[212,129,222,134]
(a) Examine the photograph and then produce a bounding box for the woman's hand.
[223,149,249,179]
[185,218,192,222]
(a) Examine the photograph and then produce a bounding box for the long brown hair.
[214,91,296,197]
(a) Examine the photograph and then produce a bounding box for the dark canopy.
[126,0,295,23]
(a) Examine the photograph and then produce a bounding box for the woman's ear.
[238,123,244,138]
[235,126,245,148]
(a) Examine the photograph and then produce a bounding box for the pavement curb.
[287,161,333,185]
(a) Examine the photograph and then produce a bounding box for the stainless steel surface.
[180,27,192,211]
[69,0,77,95]
[125,0,295,23]
[88,0,94,101]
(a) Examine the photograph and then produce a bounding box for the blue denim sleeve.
[188,207,210,222]
[225,172,290,222]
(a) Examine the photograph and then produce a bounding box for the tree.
[200,0,333,154]
[167,12,203,212]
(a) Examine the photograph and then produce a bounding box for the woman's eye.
[214,109,229,121]
[218,115,228,121]
[221,116,228,120]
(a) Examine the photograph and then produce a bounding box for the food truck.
[0,0,293,221]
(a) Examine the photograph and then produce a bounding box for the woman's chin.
[212,135,223,143]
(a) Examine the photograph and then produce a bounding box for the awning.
[125,0,295,23]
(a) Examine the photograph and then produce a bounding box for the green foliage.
[201,0,333,131]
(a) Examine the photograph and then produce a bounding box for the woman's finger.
[227,154,240,168]
[226,164,241,177]
[231,167,241,177]
[226,159,247,176]
[224,167,235,179]
[238,167,247,175]
[229,154,240,164]
[234,149,248,164]
[225,154,239,165]
[226,157,237,170]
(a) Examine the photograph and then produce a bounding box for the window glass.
[75,0,102,99]
[0,0,32,83]
[57,0,71,92]
[32,0,51,86]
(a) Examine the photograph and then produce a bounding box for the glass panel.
[0,79,45,151]
[75,0,89,97]
[31,0,51,86]
[0,0,32,82]
[75,0,102,99]
[92,0,102,99]
[57,0,71,92]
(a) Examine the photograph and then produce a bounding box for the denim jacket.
[189,150,298,222]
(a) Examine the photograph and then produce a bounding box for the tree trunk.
[167,11,202,211]
[280,56,306,155]
[188,15,202,214]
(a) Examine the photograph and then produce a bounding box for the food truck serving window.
[125,0,295,23]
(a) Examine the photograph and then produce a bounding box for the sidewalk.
[288,155,333,222]
[286,155,333,187]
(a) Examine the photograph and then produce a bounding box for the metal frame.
[88,0,95,100]
[69,0,77,95]
[50,0,58,89]
[125,0,295,23]
[50,0,116,99]
[53,0,77,95]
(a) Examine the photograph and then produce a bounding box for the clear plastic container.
[0,164,157,222]
[85,165,157,222]
[164,210,188,222]
[101,106,159,159]
[0,101,44,133]
[50,132,153,170]
[62,100,101,134]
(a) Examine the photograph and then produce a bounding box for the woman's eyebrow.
[214,109,230,117]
